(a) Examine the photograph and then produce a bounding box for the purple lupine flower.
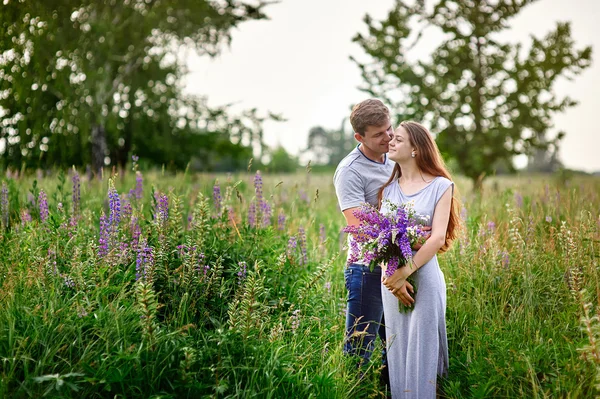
[277,210,286,231]
[545,215,552,223]
[155,193,169,228]
[319,224,326,244]
[108,184,121,235]
[287,236,297,258]
[136,238,154,281]
[237,261,247,285]
[21,209,32,226]
[197,252,207,274]
[132,154,139,163]
[514,192,523,208]
[47,248,58,275]
[1,181,8,228]
[261,201,271,227]
[213,182,222,216]
[298,227,308,265]
[290,309,301,333]
[254,172,263,208]
[38,190,49,222]
[460,206,467,221]
[64,275,75,289]
[134,171,143,200]
[98,212,110,258]
[487,221,496,233]
[122,199,132,226]
[299,189,309,204]
[502,251,510,268]
[248,201,256,228]
[72,172,80,216]
[324,281,331,293]
[131,217,141,250]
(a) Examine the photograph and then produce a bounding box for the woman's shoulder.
[434,176,453,186]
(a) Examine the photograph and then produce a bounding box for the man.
[333,99,394,383]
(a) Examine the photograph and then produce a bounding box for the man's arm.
[342,207,361,227]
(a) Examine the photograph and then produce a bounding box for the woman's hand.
[412,226,431,250]
[382,270,414,307]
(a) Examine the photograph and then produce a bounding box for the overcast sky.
[185,0,600,173]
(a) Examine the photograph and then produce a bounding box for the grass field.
[0,166,598,398]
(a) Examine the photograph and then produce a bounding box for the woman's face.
[388,126,414,163]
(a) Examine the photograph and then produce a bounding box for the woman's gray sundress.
[380,176,454,399]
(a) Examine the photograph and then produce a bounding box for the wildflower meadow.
[0,165,599,398]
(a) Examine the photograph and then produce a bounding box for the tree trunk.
[91,123,107,178]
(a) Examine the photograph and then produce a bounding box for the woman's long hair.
[378,121,461,253]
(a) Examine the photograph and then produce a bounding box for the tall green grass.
[0,168,598,398]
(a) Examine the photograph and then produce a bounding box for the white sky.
[184,0,600,173]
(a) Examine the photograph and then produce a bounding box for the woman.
[378,121,460,398]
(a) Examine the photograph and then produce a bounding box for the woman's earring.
[411,151,416,158]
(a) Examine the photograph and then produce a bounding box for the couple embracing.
[333,99,460,398]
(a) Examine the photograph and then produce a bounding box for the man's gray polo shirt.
[333,145,395,264]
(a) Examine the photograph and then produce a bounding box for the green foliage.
[0,1,275,171]
[304,120,356,167]
[264,145,299,173]
[352,0,592,189]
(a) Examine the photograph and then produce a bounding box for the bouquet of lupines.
[343,200,429,312]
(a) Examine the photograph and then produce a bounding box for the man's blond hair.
[350,99,390,136]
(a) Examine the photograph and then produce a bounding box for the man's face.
[357,120,394,155]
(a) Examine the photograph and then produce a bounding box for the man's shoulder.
[335,148,362,171]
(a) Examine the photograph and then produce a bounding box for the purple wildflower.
[248,201,256,228]
[514,192,523,208]
[298,227,308,265]
[287,236,297,258]
[63,275,75,289]
[72,172,80,216]
[98,212,110,258]
[545,215,552,223]
[261,201,271,227]
[254,172,263,207]
[460,206,467,221]
[132,154,139,163]
[277,210,286,231]
[153,192,168,230]
[197,252,207,274]
[501,251,510,268]
[487,221,496,233]
[108,184,121,234]
[131,217,141,250]
[38,190,49,222]
[134,171,143,200]
[237,261,247,285]
[122,200,132,227]
[290,309,301,333]
[213,182,222,216]
[136,238,154,281]
[21,209,32,226]
[319,224,326,244]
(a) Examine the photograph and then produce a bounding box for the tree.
[266,145,298,173]
[352,0,592,190]
[0,0,273,172]
[304,118,356,166]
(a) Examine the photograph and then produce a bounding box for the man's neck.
[358,144,386,163]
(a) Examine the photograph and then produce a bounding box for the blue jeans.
[344,263,388,366]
